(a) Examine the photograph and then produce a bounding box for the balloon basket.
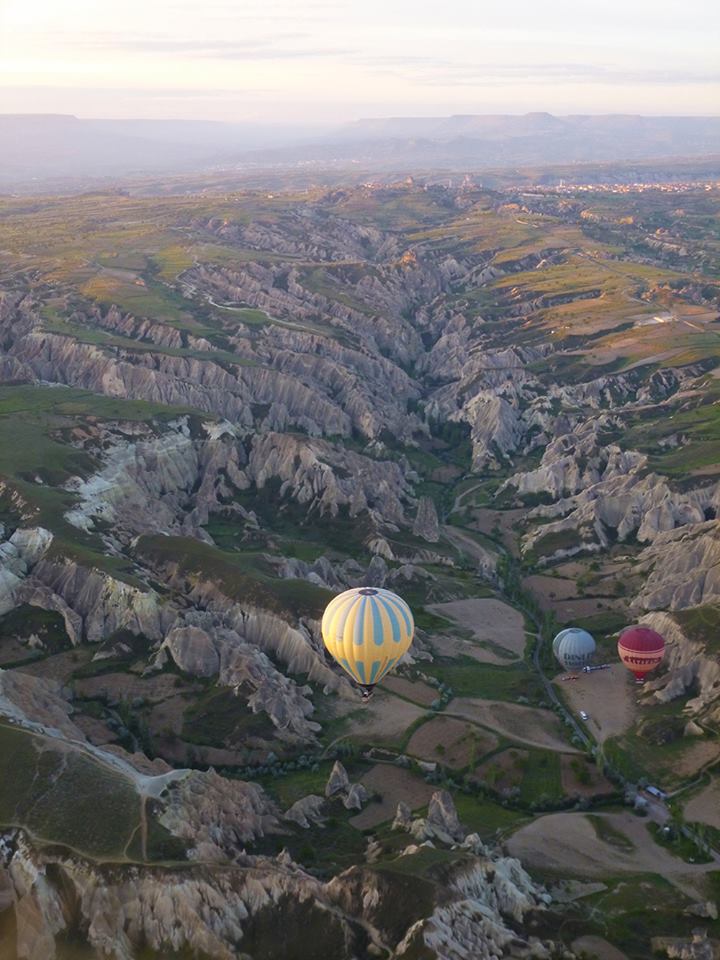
[359,686,375,703]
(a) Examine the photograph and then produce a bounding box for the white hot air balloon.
[553,627,596,672]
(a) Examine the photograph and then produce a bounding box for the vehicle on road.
[579,710,589,721]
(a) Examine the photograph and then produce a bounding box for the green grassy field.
[517,750,563,805]
[673,604,720,655]
[422,657,545,703]
[452,794,527,838]
[533,873,719,960]
[586,814,636,852]
[136,534,333,620]
[0,722,141,859]
[182,684,277,746]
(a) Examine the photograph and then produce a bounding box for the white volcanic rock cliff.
[64,420,248,542]
[25,559,172,643]
[522,471,719,561]
[0,670,84,740]
[158,770,280,859]
[501,416,645,500]
[413,496,441,542]
[238,431,411,526]
[632,521,720,611]
[0,526,53,614]
[0,829,555,960]
[638,611,720,717]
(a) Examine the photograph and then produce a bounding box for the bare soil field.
[448,698,576,752]
[429,631,506,666]
[507,811,718,893]
[473,747,527,791]
[350,764,435,829]
[73,670,194,705]
[560,754,616,798]
[0,638,38,666]
[427,598,526,662]
[684,778,720,829]
[674,741,720,780]
[72,714,118,746]
[554,665,634,744]
[545,597,627,622]
[472,508,525,557]
[552,560,589,579]
[406,715,497,769]
[382,675,438,707]
[147,692,191,738]
[19,648,95,683]
[524,574,578,611]
[341,689,427,748]
[572,936,629,960]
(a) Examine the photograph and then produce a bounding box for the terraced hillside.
[0,178,718,959]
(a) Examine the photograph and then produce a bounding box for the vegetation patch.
[0,722,140,860]
[423,657,545,703]
[136,534,333,620]
[586,814,636,851]
[181,684,276,747]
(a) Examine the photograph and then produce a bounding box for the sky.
[1,0,719,123]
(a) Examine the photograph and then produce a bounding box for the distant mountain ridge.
[1,112,719,188]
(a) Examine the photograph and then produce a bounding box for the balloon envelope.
[618,626,665,681]
[553,627,596,671]
[553,627,579,660]
[321,587,414,689]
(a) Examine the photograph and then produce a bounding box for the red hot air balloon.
[618,627,665,683]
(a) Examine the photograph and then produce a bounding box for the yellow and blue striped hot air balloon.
[321,587,414,697]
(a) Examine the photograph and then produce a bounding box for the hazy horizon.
[2,0,719,123]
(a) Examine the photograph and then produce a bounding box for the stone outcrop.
[343,782,370,811]
[237,431,411,527]
[283,795,326,829]
[323,761,369,811]
[23,559,172,644]
[522,473,719,563]
[327,850,550,960]
[161,625,220,678]
[425,790,465,843]
[501,416,645,500]
[413,496,440,542]
[0,835,333,960]
[638,612,720,719]
[325,761,351,798]
[158,770,280,859]
[63,420,248,543]
[397,790,467,846]
[651,928,718,959]
[11,559,326,742]
[0,526,53,615]
[393,802,413,831]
